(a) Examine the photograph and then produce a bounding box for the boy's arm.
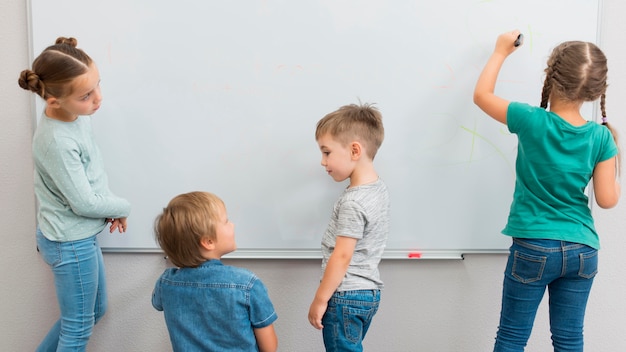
[308,236,357,330]
[254,324,278,352]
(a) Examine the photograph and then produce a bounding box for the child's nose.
[93,86,103,104]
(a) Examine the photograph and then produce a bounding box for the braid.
[599,93,621,175]
[600,93,607,123]
[540,44,567,109]
[540,68,553,109]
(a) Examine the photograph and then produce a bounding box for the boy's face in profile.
[317,133,355,183]
[209,205,237,258]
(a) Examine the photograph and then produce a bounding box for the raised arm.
[473,30,522,124]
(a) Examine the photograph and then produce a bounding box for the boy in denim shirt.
[152,192,278,352]
[308,103,390,352]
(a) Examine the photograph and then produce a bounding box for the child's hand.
[308,299,327,330]
[494,30,522,57]
[106,217,128,233]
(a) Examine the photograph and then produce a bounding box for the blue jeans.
[322,289,380,352]
[36,228,108,352]
[494,238,598,352]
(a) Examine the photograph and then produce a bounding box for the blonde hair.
[18,37,92,99]
[154,192,225,268]
[540,41,620,171]
[315,102,384,159]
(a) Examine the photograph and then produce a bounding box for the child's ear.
[199,236,215,251]
[46,96,61,109]
[46,97,60,108]
[350,142,362,160]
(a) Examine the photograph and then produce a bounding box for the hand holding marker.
[514,33,524,47]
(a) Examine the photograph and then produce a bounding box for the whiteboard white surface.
[29,0,600,258]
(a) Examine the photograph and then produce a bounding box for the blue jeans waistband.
[513,238,589,252]
[335,289,380,297]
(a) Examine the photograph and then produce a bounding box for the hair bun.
[18,69,45,96]
[55,37,78,47]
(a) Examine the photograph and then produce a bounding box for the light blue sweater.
[32,113,131,242]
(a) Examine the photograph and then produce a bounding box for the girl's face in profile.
[46,63,102,121]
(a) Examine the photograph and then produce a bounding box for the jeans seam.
[513,238,586,252]
[562,250,567,277]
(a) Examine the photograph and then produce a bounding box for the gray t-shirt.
[321,178,390,291]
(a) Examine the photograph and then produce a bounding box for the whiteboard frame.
[25,0,603,259]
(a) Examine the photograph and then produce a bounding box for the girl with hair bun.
[19,37,130,351]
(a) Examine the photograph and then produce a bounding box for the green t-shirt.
[502,102,617,249]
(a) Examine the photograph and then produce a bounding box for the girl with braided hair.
[474,30,620,351]
[19,37,130,351]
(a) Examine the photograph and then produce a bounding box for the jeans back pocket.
[578,250,598,279]
[511,251,547,283]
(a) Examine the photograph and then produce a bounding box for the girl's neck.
[45,106,78,122]
[549,99,587,126]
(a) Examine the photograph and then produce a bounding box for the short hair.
[18,37,93,100]
[154,192,225,268]
[315,103,384,159]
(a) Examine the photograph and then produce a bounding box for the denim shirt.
[152,260,277,351]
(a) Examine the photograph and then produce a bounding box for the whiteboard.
[29,0,601,258]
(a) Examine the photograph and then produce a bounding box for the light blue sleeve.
[40,135,130,219]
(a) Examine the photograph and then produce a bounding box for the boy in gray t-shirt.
[308,103,390,352]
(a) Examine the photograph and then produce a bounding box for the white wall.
[2,0,625,351]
